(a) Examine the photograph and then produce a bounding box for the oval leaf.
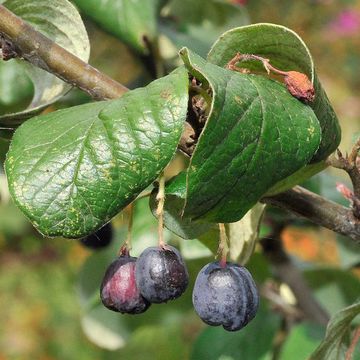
[5,67,189,238]
[207,23,341,161]
[179,48,321,223]
[73,0,158,54]
[0,0,90,125]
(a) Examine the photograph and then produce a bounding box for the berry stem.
[135,190,152,201]
[118,202,134,256]
[346,326,360,360]
[218,223,229,268]
[226,52,288,76]
[156,172,166,248]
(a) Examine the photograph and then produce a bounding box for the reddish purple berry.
[100,255,150,314]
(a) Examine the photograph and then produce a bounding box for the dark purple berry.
[135,245,189,303]
[80,223,113,250]
[100,255,150,314]
[192,261,259,331]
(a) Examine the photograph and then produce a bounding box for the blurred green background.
[0,0,359,359]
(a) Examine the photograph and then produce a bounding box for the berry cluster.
[101,245,188,313]
[100,244,259,332]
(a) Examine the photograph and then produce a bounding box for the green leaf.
[336,235,360,269]
[280,322,325,360]
[179,48,321,223]
[228,203,266,265]
[304,268,360,317]
[0,0,90,126]
[207,23,341,161]
[121,324,189,360]
[0,60,33,116]
[73,0,158,54]
[81,305,129,350]
[161,0,249,58]
[191,303,280,360]
[309,300,360,360]
[5,68,189,238]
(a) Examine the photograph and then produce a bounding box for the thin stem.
[346,327,360,360]
[218,223,229,267]
[156,172,166,248]
[227,52,288,76]
[118,203,134,256]
[260,223,330,326]
[326,139,360,218]
[135,190,152,201]
[0,5,128,100]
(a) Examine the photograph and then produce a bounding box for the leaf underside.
[5,68,189,238]
[0,0,90,125]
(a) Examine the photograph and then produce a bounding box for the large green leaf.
[179,48,321,223]
[73,0,158,54]
[309,300,360,360]
[207,23,341,161]
[0,0,90,126]
[5,68,188,238]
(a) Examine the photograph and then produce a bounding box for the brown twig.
[0,5,128,100]
[260,223,330,326]
[262,186,360,244]
[346,327,360,360]
[327,140,360,218]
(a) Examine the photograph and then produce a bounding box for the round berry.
[100,255,150,314]
[192,261,259,331]
[135,245,189,303]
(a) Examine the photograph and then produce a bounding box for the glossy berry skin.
[100,255,150,314]
[80,223,113,250]
[192,262,259,331]
[135,246,189,303]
